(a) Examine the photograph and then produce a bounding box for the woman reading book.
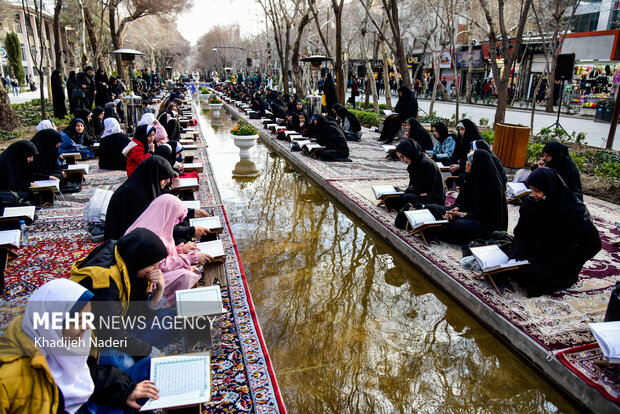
[0,141,39,199]
[0,279,157,413]
[71,228,181,370]
[434,150,507,245]
[125,194,213,307]
[537,141,583,201]
[508,167,601,297]
[384,139,445,212]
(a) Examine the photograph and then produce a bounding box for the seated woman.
[311,115,350,161]
[297,113,310,136]
[103,101,120,123]
[159,103,182,142]
[537,141,583,201]
[91,106,105,140]
[35,119,56,132]
[472,139,507,185]
[58,118,95,160]
[0,279,157,413]
[31,128,66,181]
[336,107,362,142]
[448,119,482,175]
[0,140,39,202]
[99,118,130,171]
[406,118,433,150]
[104,155,174,240]
[71,228,181,369]
[384,139,445,212]
[426,122,456,163]
[125,194,213,307]
[378,86,418,144]
[435,150,507,245]
[508,167,601,297]
[124,124,155,176]
[74,108,97,146]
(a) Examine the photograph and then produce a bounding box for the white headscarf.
[35,120,55,131]
[138,113,155,129]
[21,279,95,414]
[101,118,122,138]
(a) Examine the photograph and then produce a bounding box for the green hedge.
[349,109,380,127]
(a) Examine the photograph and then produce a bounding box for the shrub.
[230,119,257,136]
[419,111,450,126]
[479,117,489,127]
[526,142,544,167]
[349,108,380,127]
[480,129,494,145]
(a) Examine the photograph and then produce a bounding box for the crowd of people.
[215,73,601,299]
[0,69,606,412]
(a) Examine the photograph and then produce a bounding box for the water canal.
[199,108,579,413]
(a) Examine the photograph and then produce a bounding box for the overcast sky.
[176,1,266,45]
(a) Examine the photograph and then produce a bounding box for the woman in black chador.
[384,139,444,212]
[50,69,67,119]
[406,117,433,151]
[379,86,418,144]
[508,167,600,297]
[537,141,583,201]
[322,74,339,114]
[434,150,507,245]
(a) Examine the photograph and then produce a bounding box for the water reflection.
[202,112,578,414]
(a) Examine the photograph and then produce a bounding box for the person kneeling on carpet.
[309,115,350,162]
[0,279,156,413]
[70,228,183,371]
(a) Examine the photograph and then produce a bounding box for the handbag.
[72,89,86,99]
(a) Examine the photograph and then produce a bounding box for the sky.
[176,0,266,45]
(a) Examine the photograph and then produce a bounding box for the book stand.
[31,188,56,206]
[202,262,227,287]
[472,270,516,295]
[405,222,442,246]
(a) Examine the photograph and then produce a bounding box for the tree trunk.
[429,52,440,115]
[530,73,546,137]
[495,78,508,124]
[381,41,392,110]
[291,11,311,95]
[332,0,345,104]
[109,3,126,80]
[545,56,557,112]
[360,29,379,112]
[0,84,20,130]
[84,6,101,67]
[53,0,62,70]
[387,0,411,87]
[466,24,473,104]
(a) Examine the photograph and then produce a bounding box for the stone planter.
[231,133,258,160]
[200,94,210,103]
[210,103,224,117]
[231,133,259,178]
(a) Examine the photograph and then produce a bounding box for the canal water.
[199,108,578,413]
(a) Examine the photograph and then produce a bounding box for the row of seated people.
[0,91,218,412]
[386,132,599,297]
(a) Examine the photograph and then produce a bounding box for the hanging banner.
[439,51,452,68]
[455,49,483,68]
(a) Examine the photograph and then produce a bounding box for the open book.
[176,286,225,318]
[303,143,325,152]
[140,354,211,411]
[189,216,223,233]
[382,145,396,153]
[507,182,531,198]
[66,164,89,175]
[383,110,398,117]
[289,134,304,142]
[31,180,60,192]
[435,162,451,172]
[372,185,404,200]
[1,206,35,220]
[0,229,21,249]
[196,240,226,262]
[176,177,199,190]
[404,209,448,230]
[182,200,201,211]
[590,321,620,363]
[183,163,204,172]
[470,245,529,273]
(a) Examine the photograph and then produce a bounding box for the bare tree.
[108,0,190,79]
[291,0,313,94]
[477,0,533,125]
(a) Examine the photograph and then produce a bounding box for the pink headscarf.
[124,194,187,256]
[154,122,168,144]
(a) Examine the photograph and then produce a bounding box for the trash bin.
[122,95,142,132]
[492,123,530,169]
[595,105,605,121]
[604,105,614,122]
[305,95,322,116]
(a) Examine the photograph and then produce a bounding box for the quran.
[31,180,60,191]
[189,216,223,233]
[507,182,531,198]
[590,321,620,363]
[372,185,404,200]
[1,206,35,220]
[176,286,225,318]
[404,209,448,230]
[182,200,201,210]
[0,230,21,249]
[140,354,211,411]
[196,240,226,261]
[470,245,529,273]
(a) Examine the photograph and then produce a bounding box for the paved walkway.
[371,91,619,151]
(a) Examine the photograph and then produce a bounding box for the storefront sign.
[439,51,452,68]
[455,49,483,68]
[0,47,7,59]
